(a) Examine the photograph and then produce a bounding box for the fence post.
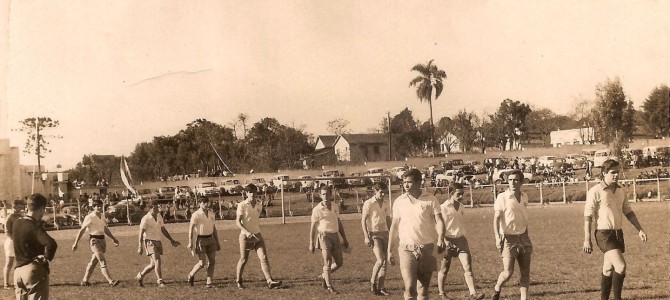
[585,180,589,202]
[539,182,543,204]
[657,177,661,202]
[469,184,474,208]
[632,179,637,202]
[492,183,497,204]
[281,180,286,224]
[562,181,567,204]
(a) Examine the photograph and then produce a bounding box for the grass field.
[1,202,668,300]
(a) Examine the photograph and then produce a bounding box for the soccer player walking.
[135,200,181,287]
[187,197,220,288]
[12,194,58,299]
[492,170,532,300]
[235,184,282,289]
[360,182,391,296]
[583,159,647,300]
[388,169,446,300]
[72,200,120,287]
[437,183,484,300]
[309,185,349,294]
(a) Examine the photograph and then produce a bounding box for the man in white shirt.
[135,200,181,287]
[492,170,532,300]
[361,182,391,296]
[583,159,647,300]
[309,185,349,295]
[438,183,484,300]
[187,197,220,288]
[235,184,282,289]
[388,168,446,300]
[72,200,120,287]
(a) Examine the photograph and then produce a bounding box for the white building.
[439,132,462,154]
[550,127,595,147]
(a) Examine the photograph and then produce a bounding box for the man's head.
[198,196,209,209]
[449,182,465,201]
[402,168,423,193]
[506,169,524,192]
[372,182,387,200]
[319,185,332,202]
[147,200,159,214]
[601,159,620,185]
[26,193,48,219]
[244,183,258,200]
[12,199,25,214]
[91,200,103,211]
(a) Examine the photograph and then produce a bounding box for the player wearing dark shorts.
[583,159,647,300]
[135,200,180,287]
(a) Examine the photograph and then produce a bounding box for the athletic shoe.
[135,273,144,287]
[326,286,339,294]
[318,275,327,289]
[491,290,500,300]
[80,281,91,287]
[470,292,485,300]
[205,283,215,289]
[109,280,120,287]
[187,275,194,287]
[236,281,246,289]
[377,288,390,296]
[268,280,282,289]
[2,285,10,290]
[371,282,378,295]
[157,280,166,288]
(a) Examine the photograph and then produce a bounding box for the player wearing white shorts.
[437,183,484,300]
[72,200,121,287]
[361,182,391,296]
[135,200,181,287]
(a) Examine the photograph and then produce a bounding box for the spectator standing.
[3,199,25,290]
[12,194,58,299]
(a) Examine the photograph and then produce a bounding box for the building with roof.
[333,133,389,163]
[550,127,595,147]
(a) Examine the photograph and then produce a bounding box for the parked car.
[136,188,157,202]
[435,170,461,187]
[346,172,368,187]
[271,174,297,191]
[195,182,220,197]
[220,179,244,195]
[318,170,346,188]
[565,154,588,169]
[297,175,315,192]
[466,160,487,174]
[450,159,464,166]
[390,166,408,179]
[365,168,385,183]
[105,203,144,224]
[176,186,194,201]
[42,207,77,230]
[520,156,537,166]
[155,186,177,200]
[537,156,557,167]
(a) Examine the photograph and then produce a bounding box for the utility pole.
[387,111,392,161]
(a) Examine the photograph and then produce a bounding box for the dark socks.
[612,272,625,300]
[601,274,612,300]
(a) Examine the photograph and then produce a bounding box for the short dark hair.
[198,196,209,203]
[506,169,524,181]
[402,168,422,183]
[244,183,258,193]
[27,193,48,211]
[372,182,387,191]
[146,200,158,208]
[13,199,25,207]
[601,159,620,174]
[320,185,331,193]
[92,200,103,207]
[449,182,464,192]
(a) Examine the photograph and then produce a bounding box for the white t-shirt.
[494,189,529,235]
[362,197,391,233]
[584,182,632,230]
[237,199,262,235]
[81,212,106,235]
[140,212,164,241]
[190,208,216,236]
[441,199,466,238]
[311,202,340,233]
[392,192,441,245]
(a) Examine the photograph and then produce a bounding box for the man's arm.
[213,224,220,250]
[104,226,119,246]
[187,222,196,251]
[361,210,371,247]
[387,217,399,265]
[36,228,58,261]
[235,210,251,237]
[309,220,318,253]
[493,210,502,250]
[161,227,180,246]
[583,217,593,254]
[138,228,146,254]
[337,218,348,248]
[434,213,446,251]
[72,227,87,251]
[625,212,647,242]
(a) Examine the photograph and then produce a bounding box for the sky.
[3,0,669,170]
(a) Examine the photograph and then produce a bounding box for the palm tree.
[238,113,248,138]
[409,59,447,155]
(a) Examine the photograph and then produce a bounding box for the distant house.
[332,134,389,163]
[315,135,337,150]
[550,127,595,147]
[438,132,462,154]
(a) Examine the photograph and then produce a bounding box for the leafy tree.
[452,110,477,152]
[389,108,423,159]
[409,59,447,155]
[591,78,635,157]
[246,118,311,171]
[570,98,595,144]
[489,99,531,150]
[641,84,670,138]
[14,117,61,172]
[326,118,351,135]
[526,108,558,146]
